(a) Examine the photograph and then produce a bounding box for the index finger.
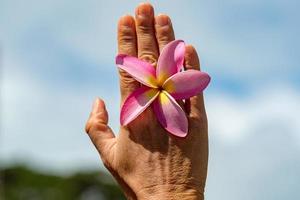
[117,15,139,104]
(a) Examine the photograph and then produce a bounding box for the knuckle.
[137,25,153,34]
[156,26,172,39]
[155,25,175,50]
[118,69,137,84]
[85,117,108,135]
[85,120,92,134]
[119,27,135,43]
[120,79,138,90]
[136,18,154,32]
[190,112,208,128]
[118,68,132,79]
[139,53,157,66]
[157,34,172,44]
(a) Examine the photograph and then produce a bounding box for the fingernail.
[156,14,169,26]
[120,15,134,27]
[137,3,153,16]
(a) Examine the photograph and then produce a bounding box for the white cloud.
[207,85,300,145]
[205,84,300,199]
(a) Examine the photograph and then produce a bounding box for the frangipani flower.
[116,40,210,137]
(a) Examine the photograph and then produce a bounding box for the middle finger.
[135,3,159,66]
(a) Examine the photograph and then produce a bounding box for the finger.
[135,3,159,65]
[184,45,207,118]
[85,98,116,167]
[154,14,175,53]
[118,15,139,104]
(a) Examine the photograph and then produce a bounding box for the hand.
[85,3,208,200]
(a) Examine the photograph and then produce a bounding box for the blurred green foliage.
[0,165,125,200]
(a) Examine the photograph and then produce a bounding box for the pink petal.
[163,70,211,100]
[156,40,185,84]
[116,54,158,88]
[152,91,188,137]
[121,86,159,125]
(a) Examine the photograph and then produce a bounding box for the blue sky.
[1,0,300,199]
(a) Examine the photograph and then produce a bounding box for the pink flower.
[116,40,210,137]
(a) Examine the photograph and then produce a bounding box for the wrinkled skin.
[85,3,208,200]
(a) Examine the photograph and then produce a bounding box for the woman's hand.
[85,3,208,200]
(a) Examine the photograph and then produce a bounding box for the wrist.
[134,184,204,200]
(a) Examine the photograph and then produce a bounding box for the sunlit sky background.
[1,0,300,199]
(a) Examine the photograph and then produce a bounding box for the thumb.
[85,98,116,168]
